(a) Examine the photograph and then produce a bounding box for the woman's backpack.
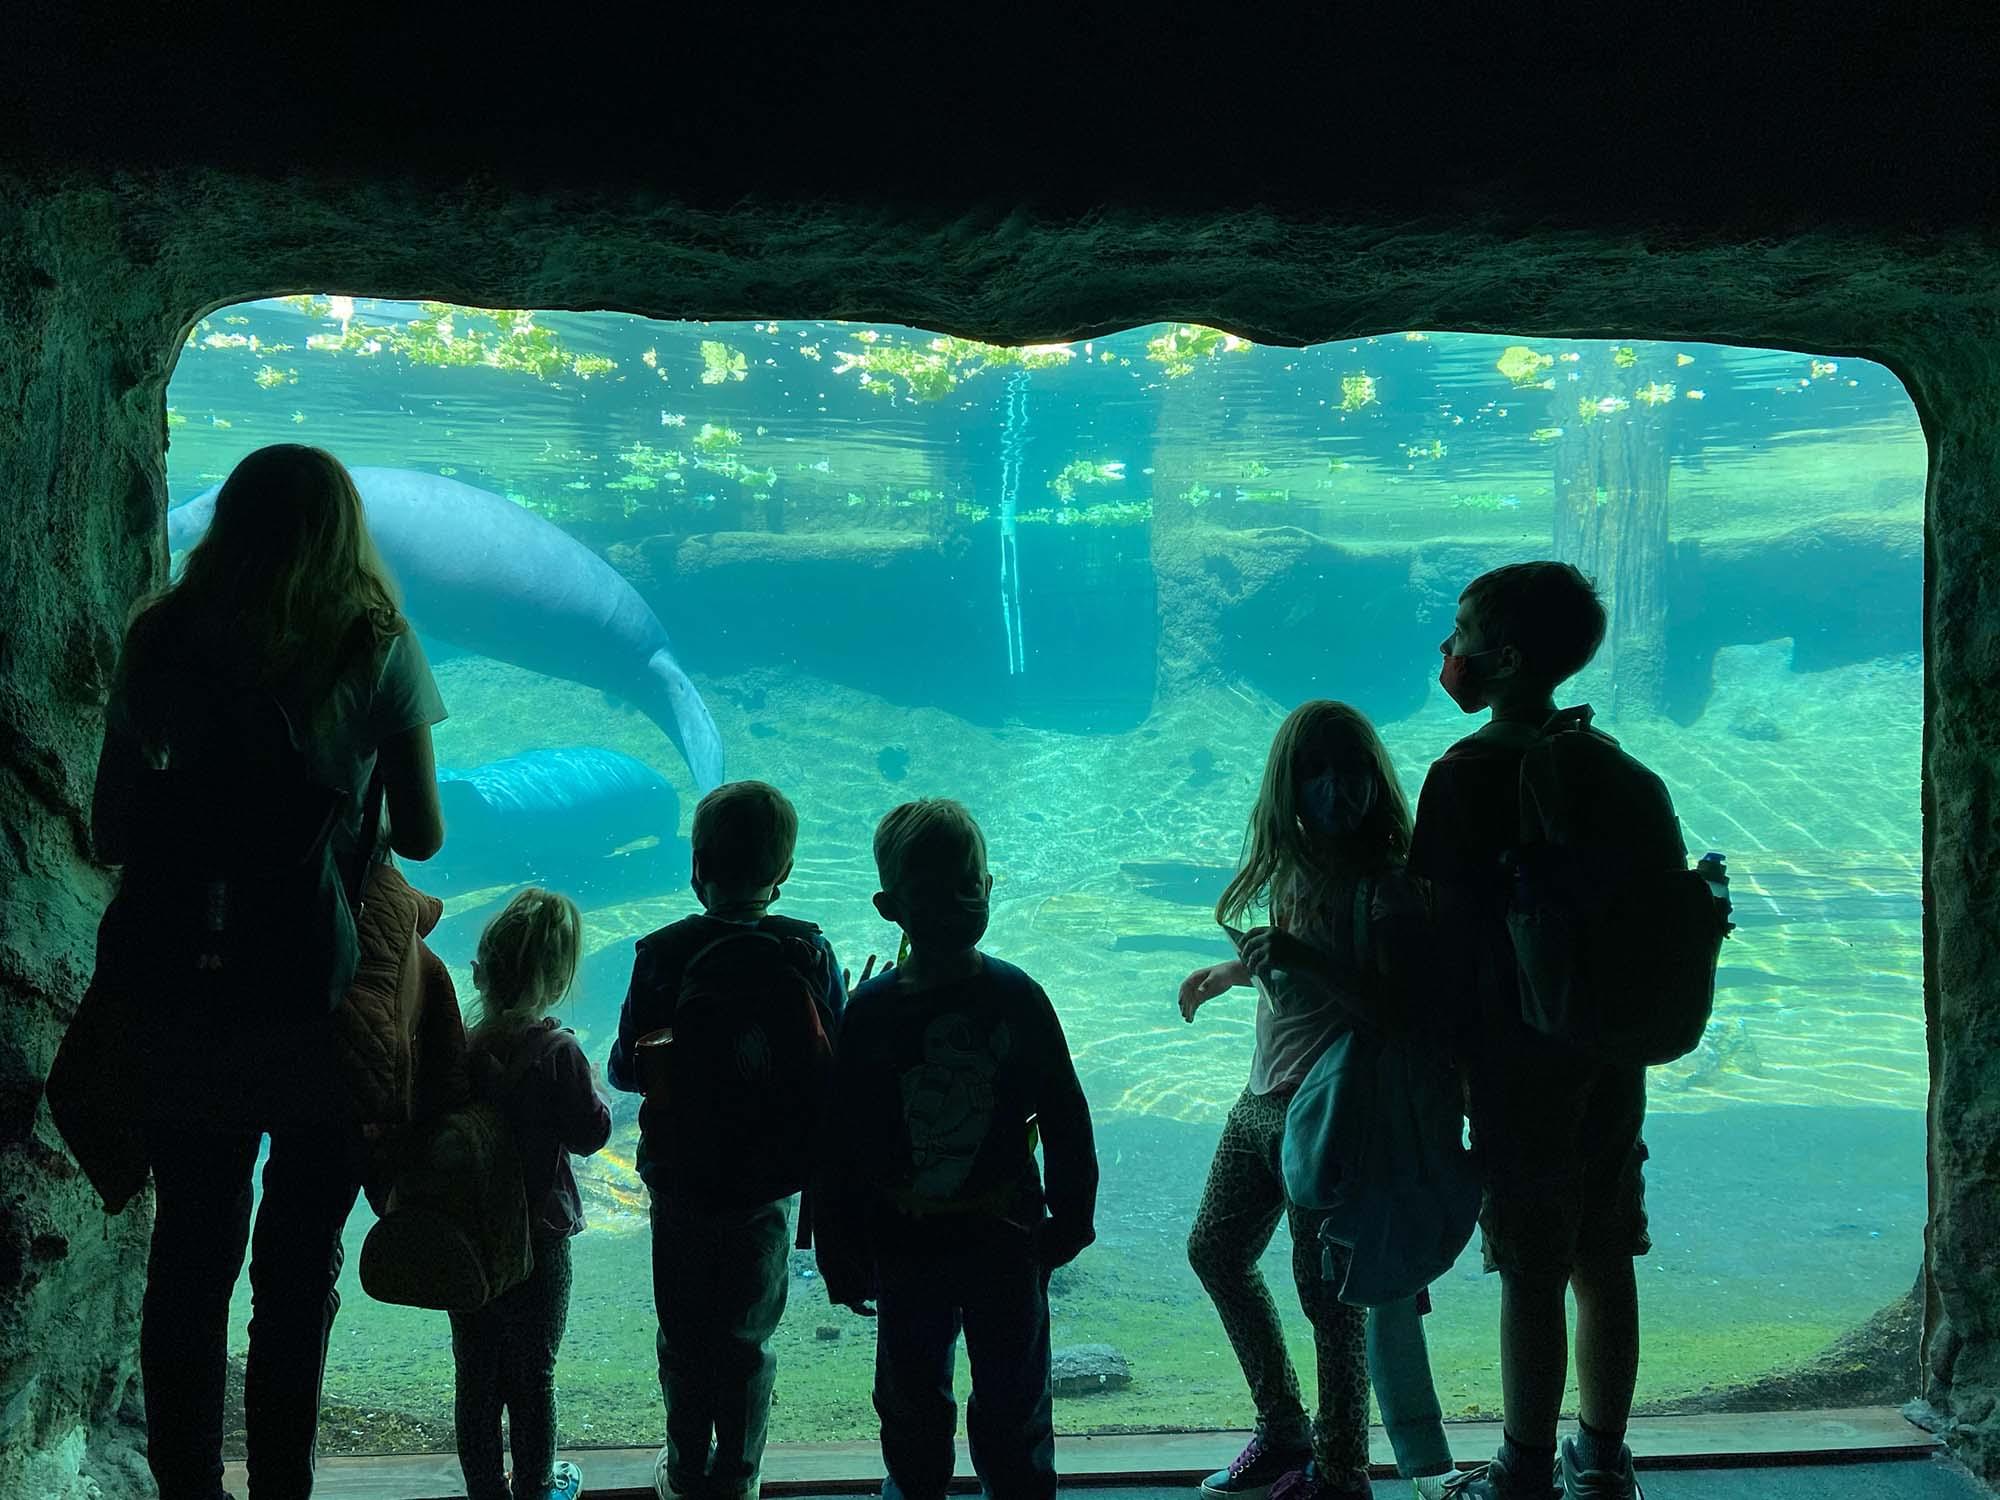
[99,669,380,1019]
[646,915,835,1208]
[1504,705,1732,1066]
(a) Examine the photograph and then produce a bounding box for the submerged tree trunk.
[1550,346,1676,718]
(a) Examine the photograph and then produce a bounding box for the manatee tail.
[638,647,726,791]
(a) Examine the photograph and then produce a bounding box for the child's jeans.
[651,1192,794,1496]
[1367,1294,1454,1479]
[450,1233,575,1500]
[873,1223,1057,1500]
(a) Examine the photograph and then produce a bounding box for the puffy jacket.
[52,860,468,1213]
[337,861,468,1129]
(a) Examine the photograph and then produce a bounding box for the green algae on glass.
[1495,344,1554,386]
[699,340,749,385]
[1145,324,1253,378]
[691,422,741,458]
[1339,371,1378,411]
[831,331,1075,403]
[1047,458,1128,504]
[284,300,617,382]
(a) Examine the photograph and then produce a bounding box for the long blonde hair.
[470,887,583,1039]
[121,445,403,734]
[1215,700,1413,929]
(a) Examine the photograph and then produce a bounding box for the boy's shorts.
[1468,1028,1651,1278]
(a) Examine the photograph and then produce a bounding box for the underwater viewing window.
[167,302,1927,1453]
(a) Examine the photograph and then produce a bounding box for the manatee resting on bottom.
[413,746,683,893]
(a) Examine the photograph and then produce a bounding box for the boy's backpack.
[99,663,380,1020]
[644,914,835,1208]
[359,1041,539,1311]
[1281,878,1481,1306]
[1503,705,1732,1066]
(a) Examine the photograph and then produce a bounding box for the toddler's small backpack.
[645,915,836,1208]
[1504,705,1732,1065]
[359,1042,539,1311]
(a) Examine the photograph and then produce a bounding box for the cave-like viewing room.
[6,9,2000,1500]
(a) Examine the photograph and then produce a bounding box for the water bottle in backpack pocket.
[1504,705,1734,1066]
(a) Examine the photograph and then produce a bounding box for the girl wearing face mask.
[1179,702,1465,1500]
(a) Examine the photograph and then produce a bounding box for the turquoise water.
[166,303,1927,1450]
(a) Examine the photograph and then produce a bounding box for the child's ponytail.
[470,886,583,1038]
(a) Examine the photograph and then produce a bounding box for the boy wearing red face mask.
[1410,563,1645,1500]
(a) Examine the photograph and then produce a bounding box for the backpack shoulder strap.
[497,1031,550,1095]
[1516,703,1608,847]
[683,924,782,973]
[755,915,822,939]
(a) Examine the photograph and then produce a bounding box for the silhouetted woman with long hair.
[93,445,448,1500]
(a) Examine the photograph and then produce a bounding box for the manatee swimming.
[416,745,684,893]
[167,467,724,789]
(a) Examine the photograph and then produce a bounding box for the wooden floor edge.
[250,1407,1942,1499]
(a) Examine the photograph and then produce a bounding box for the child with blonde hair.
[816,798,1098,1500]
[1181,702,1465,1500]
[452,887,611,1500]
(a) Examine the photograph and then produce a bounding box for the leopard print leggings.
[1187,1086,1370,1490]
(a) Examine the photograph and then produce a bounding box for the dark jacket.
[814,955,1098,1308]
[468,1017,612,1238]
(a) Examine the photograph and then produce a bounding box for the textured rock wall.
[1907,344,2000,1477]
[4,170,2000,1489]
[0,191,178,1500]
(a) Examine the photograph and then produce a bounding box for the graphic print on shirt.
[898,1012,1011,1199]
[733,1024,773,1083]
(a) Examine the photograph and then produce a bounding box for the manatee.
[167,467,724,789]
[423,745,681,888]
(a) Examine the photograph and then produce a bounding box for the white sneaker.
[654,1446,691,1500]
[1416,1472,1477,1499]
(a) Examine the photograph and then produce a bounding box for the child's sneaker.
[1558,1438,1640,1499]
[652,1448,696,1500]
[1268,1460,1372,1500]
[1416,1472,1478,1499]
[1200,1434,1314,1499]
[1442,1456,1562,1499]
[547,1459,584,1500]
